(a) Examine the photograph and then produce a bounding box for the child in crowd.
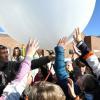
[0,28,100,100]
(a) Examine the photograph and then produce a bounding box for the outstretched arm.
[1,39,39,100]
[73,28,100,78]
[54,37,69,98]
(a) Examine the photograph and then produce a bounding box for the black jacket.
[0,56,50,95]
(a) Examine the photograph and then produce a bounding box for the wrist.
[77,39,82,44]
[48,55,55,61]
[72,93,77,99]
[77,40,83,48]
[74,95,79,100]
[25,55,33,61]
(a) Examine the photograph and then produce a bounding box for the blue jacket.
[54,44,96,100]
[54,46,69,99]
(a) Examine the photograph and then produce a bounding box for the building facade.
[0,34,100,58]
[0,34,22,59]
[85,36,100,58]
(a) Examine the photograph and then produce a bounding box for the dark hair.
[46,50,54,55]
[0,71,7,96]
[98,58,100,62]
[75,58,86,67]
[0,61,20,96]
[0,45,7,50]
[75,58,95,75]
[82,74,100,100]
[13,47,21,57]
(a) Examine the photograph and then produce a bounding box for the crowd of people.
[0,28,100,100]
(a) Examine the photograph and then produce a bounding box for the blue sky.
[84,0,100,36]
[0,27,5,32]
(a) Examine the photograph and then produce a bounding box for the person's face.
[79,66,86,75]
[66,62,73,72]
[0,48,8,62]
[14,49,20,56]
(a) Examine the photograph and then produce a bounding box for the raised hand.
[26,39,39,58]
[26,71,33,85]
[72,41,81,56]
[57,37,68,50]
[73,28,83,44]
[67,78,76,98]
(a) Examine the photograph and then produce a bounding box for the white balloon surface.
[0,0,96,48]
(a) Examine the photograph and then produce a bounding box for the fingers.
[32,39,39,50]
[60,37,67,44]
[57,39,61,45]
[27,39,39,50]
[59,39,62,43]
[27,38,33,46]
[75,28,78,38]
[67,82,76,98]
[63,37,67,43]
[72,41,77,50]
[75,28,79,40]
[73,27,83,43]
[73,29,77,41]
[26,38,40,58]
[76,27,82,37]
[67,83,72,90]
[68,78,73,86]
[72,41,76,46]
[67,82,73,97]
[77,27,80,35]
[57,37,67,46]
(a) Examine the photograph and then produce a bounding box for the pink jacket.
[0,56,32,100]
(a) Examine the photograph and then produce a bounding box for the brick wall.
[0,34,22,59]
[0,34,100,58]
[85,36,100,58]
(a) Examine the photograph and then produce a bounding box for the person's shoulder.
[19,56,24,61]
[7,61,20,70]
[11,57,16,61]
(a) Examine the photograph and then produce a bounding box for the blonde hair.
[24,81,66,100]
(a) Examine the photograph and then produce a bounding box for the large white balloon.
[0,0,96,48]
